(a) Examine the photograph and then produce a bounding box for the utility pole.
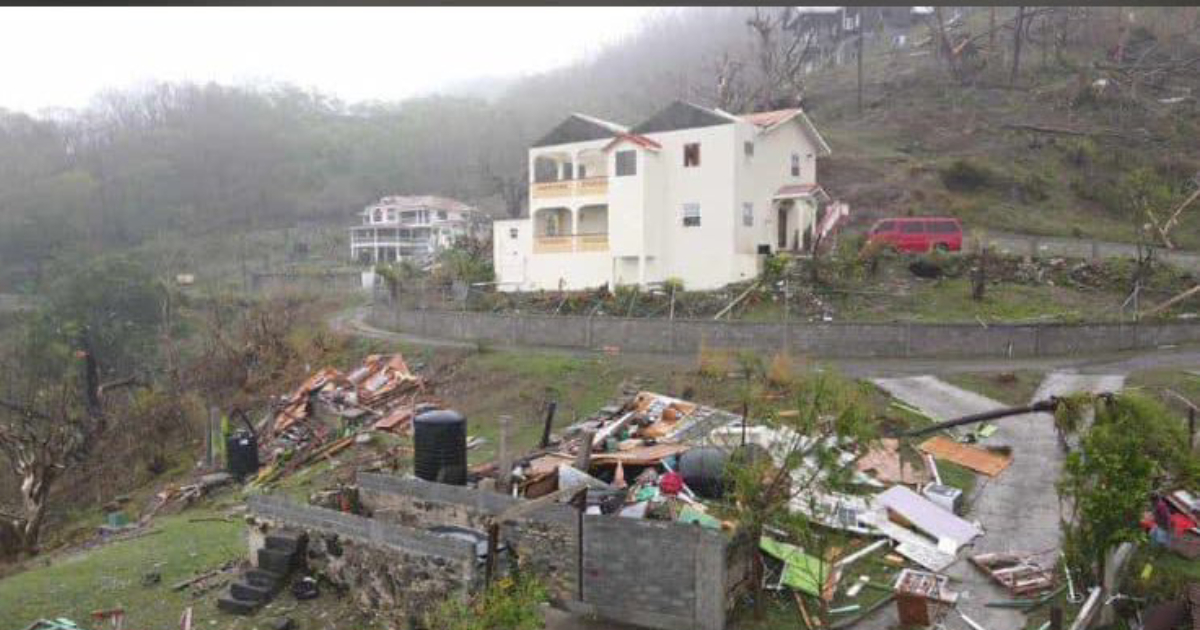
[856,9,865,114]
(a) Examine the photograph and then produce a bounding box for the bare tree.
[743,7,819,111]
[0,328,131,556]
[1011,6,1027,85]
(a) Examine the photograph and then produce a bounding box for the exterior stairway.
[217,530,307,616]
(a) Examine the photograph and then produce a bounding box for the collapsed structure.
[229,358,1200,630]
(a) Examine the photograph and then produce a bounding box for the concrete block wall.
[358,474,580,603]
[370,301,1200,359]
[355,474,739,630]
[247,494,477,621]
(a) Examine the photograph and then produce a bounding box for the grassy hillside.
[806,7,1200,248]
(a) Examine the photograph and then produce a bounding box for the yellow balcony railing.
[577,233,609,252]
[531,177,608,200]
[576,177,608,197]
[531,181,572,199]
[533,234,609,254]
[533,236,575,254]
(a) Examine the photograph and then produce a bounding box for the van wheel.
[933,243,950,253]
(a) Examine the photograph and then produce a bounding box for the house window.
[386,209,397,222]
[683,203,701,227]
[509,227,519,239]
[615,150,637,176]
[373,208,383,222]
[578,165,587,179]
[562,162,574,180]
[791,153,801,177]
[744,141,754,158]
[742,202,754,227]
[437,211,447,220]
[684,143,701,167]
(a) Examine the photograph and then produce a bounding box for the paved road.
[989,231,1200,273]
[335,306,1200,379]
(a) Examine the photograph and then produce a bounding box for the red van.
[867,217,963,253]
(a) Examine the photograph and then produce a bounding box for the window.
[744,141,754,158]
[509,227,519,239]
[900,221,926,234]
[437,210,448,221]
[577,165,587,179]
[684,143,701,167]
[930,220,959,234]
[683,203,701,227]
[562,162,574,180]
[742,202,754,227]
[615,150,637,176]
[874,220,896,233]
[386,209,397,222]
[790,153,801,177]
[373,208,383,222]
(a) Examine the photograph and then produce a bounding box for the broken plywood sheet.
[856,438,932,485]
[919,435,1013,477]
[868,518,957,572]
[875,485,982,551]
[590,442,689,466]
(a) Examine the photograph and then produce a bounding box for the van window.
[900,221,926,234]
[874,220,896,233]
[930,220,959,234]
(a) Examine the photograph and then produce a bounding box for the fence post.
[1028,236,1039,260]
[1091,239,1100,262]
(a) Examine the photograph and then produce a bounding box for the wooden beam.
[1140,284,1200,318]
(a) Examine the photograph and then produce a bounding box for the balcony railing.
[531,176,608,200]
[532,233,609,254]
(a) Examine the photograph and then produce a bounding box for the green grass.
[944,371,1044,406]
[831,277,1108,323]
[0,510,245,630]
[1126,369,1200,417]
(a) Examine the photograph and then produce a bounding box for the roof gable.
[602,133,662,152]
[630,101,734,135]
[532,113,626,148]
[742,108,832,157]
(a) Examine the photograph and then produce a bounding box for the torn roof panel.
[875,485,982,548]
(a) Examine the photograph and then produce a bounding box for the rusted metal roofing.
[602,132,663,152]
[774,183,831,200]
[741,108,804,129]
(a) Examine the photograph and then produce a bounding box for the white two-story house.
[493,101,846,292]
[351,195,487,265]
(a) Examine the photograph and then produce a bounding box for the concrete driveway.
[862,373,1125,630]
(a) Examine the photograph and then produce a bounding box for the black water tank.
[226,430,260,481]
[678,447,730,499]
[413,409,467,485]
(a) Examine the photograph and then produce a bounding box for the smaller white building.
[350,195,487,265]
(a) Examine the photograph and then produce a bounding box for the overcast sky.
[0,7,665,115]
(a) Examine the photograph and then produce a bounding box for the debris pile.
[253,353,438,487]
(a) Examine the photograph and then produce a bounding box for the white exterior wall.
[493,113,830,293]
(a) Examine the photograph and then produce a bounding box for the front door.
[777,206,788,250]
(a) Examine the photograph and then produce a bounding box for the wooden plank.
[919,436,1012,477]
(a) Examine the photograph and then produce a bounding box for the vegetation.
[1058,392,1199,584]
[425,572,548,630]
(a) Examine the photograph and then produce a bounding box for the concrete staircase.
[218,530,307,616]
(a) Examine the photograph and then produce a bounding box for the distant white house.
[350,195,487,265]
[492,101,848,292]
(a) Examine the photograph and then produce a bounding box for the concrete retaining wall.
[247,494,478,621]
[370,302,1200,359]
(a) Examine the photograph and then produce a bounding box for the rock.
[267,617,296,630]
[355,433,373,445]
[199,472,234,488]
[141,571,161,587]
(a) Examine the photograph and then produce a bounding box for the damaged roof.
[741,108,833,156]
[532,113,628,148]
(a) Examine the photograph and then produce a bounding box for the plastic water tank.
[413,409,468,485]
[226,429,260,481]
[678,447,730,499]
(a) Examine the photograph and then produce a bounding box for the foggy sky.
[0,7,665,114]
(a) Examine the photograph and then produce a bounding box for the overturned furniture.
[970,552,1056,596]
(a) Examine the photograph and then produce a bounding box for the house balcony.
[531,177,608,200]
[532,233,609,254]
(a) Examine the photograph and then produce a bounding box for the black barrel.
[226,429,260,481]
[413,409,467,485]
[678,447,730,499]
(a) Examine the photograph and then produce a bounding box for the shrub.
[425,572,548,630]
[697,337,731,378]
[940,159,994,192]
[766,352,795,387]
